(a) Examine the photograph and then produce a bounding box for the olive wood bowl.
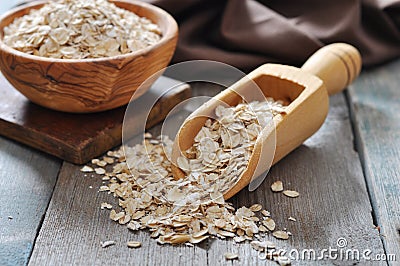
[0,0,178,113]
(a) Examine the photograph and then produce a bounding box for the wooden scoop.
[171,43,361,199]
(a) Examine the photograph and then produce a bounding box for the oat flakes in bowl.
[0,0,178,113]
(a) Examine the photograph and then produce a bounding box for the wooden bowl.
[0,0,178,113]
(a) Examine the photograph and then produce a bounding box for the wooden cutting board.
[0,72,191,164]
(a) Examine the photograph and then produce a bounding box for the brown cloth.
[145,0,400,70]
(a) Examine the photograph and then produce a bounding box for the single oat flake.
[127,241,142,248]
[271,180,284,192]
[96,160,108,167]
[272,231,290,240]
[80,166,94,173]
[101,240,116,248]
[94,168,106,175]
[283,190,300,198]
[224,252,239,260]
[261,210,270,217]
[100,202,112,210]
[263,218,276,231]
[249,204,263,212]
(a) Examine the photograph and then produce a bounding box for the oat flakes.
[3,0,161,59]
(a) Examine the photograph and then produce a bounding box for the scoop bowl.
[171,43,362,199]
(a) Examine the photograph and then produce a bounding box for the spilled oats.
[81,98,302,264]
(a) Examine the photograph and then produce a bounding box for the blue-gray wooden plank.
[0,4,61,266]
[0,137,61,266]
[28,87,385,265]
[348,60,400,264]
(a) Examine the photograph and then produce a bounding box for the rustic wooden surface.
[348,60,400,264]
[1,2,398,266]
[25,84,386,265]
[172,43,362,200]
[0,137,61,266]
[0,73,191,164]
[0,1,399,259]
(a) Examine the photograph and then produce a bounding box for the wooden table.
[0,4,399,266]
[1,59,399,265]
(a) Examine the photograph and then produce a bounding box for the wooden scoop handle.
[301,43,362,95]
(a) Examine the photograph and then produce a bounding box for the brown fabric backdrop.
[145,0,400,70]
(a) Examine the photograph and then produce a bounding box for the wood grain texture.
[0,0,178,112]
[28,162,208,266]
[172,44,362,200]
[348,60,400,264]
[172,65,330,200]
[28,84,385,265]
[0,136,61,266]
[207,91,386,265]
[0,73,191,164]
[301,43,362,96]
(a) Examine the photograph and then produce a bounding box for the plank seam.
[26,161,64,265]
[344,89,390,265]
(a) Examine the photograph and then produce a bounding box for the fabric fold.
[145,0,400,69]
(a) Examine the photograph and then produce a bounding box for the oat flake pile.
[3,0,161,59]
[82,99,300,265]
